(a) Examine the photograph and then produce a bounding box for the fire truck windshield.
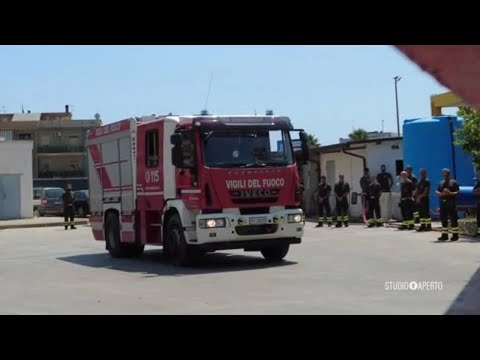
[202,130,294,168]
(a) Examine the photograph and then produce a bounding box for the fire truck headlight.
[199,218,227,229]
[287,214,303,223]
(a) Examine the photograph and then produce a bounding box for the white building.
[304,136,404,222]
[0,140,34,219]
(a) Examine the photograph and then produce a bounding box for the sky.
[0,45,450,145]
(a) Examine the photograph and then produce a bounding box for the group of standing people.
[314,164,461,242]
[315,165,394,229]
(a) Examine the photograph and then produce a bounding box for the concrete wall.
[365,140,403,192]
[0,141,33,218]
[318,139,404,221]
[320,148,367,219]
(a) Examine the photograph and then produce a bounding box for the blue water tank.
[403,116,475,219]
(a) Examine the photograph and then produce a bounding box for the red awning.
[396,45,480,109]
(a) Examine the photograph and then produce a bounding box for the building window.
[395,160,404,176]
[68,135,80,146]
[145,130,159,168]
[18,133,32,140]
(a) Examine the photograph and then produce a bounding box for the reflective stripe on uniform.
[450,227,460,234]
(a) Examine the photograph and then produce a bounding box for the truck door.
[136,122,165,244]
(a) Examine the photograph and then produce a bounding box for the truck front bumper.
[192,208,304,246]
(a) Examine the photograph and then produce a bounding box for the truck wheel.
[261,243,290,262]
[164,215,191,266]
[106,213,144,258]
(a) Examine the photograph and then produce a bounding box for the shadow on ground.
[57,249,297,277]
[446,263,480,315]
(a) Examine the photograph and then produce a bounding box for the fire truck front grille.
[232,197,278,204]
[235,224,278,236]
[239,207,269,215]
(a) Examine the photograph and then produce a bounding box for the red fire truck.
[87,113,309,265]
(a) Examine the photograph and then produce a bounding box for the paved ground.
[1,222,479,314]
[0,216,88,230]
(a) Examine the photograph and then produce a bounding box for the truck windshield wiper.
[240,163,267,168]
[263,161,289,167]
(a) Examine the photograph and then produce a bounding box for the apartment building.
[0,106,102,190]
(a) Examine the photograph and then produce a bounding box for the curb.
[0,220,89,230]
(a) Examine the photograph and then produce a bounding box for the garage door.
[0,174,21,219]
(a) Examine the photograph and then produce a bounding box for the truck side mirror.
[171,132,197,170]
[170,133,182,146]
[171,145,184,167]
[290,129,310,165]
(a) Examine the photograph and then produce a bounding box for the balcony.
[37,170,86,179]
[37,145,85,154]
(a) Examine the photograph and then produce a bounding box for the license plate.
[54,201,62,205]
[249,216,267,225]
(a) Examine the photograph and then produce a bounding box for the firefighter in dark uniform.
[360,168,370,215]
[334,174,350,227]
[376,164,393,192]
[416,168,432,232]
[435,168,460,241]
[405,166,420,224]
[366,175,383,227]
[473,177,480,237]
[360,168,370,196]
[315,176,332,227]
[399,171,415,230]
[62,184,76,230]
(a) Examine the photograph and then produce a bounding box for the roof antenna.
[203,72,213,113]
[21,104,25,114]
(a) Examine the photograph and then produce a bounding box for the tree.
[305,133,320,148]
[94,113,101,121]
[454,106,480,170]
[348,128,369,141]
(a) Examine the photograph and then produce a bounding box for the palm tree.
[305,133,320,148]
[348,128,369,141]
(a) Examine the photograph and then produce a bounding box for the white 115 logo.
[145,170,160,183]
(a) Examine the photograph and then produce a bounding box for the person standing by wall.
[376,164,393,192]
[366,175,383,227]
[315,176,333,227]
[399,171,415,230]
[436,168,460,241]
[334,174,350,228]
[416,168,432,232]
[405,165,420,224]
[376,164,394,224]
[62,184,76,230]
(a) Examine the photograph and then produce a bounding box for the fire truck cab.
[87,113,309,266]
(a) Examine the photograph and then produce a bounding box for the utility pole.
[394,76,402,136]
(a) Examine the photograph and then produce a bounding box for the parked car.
[73,190,90,217]
[36,187,65,216]
[33,187,43,213]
